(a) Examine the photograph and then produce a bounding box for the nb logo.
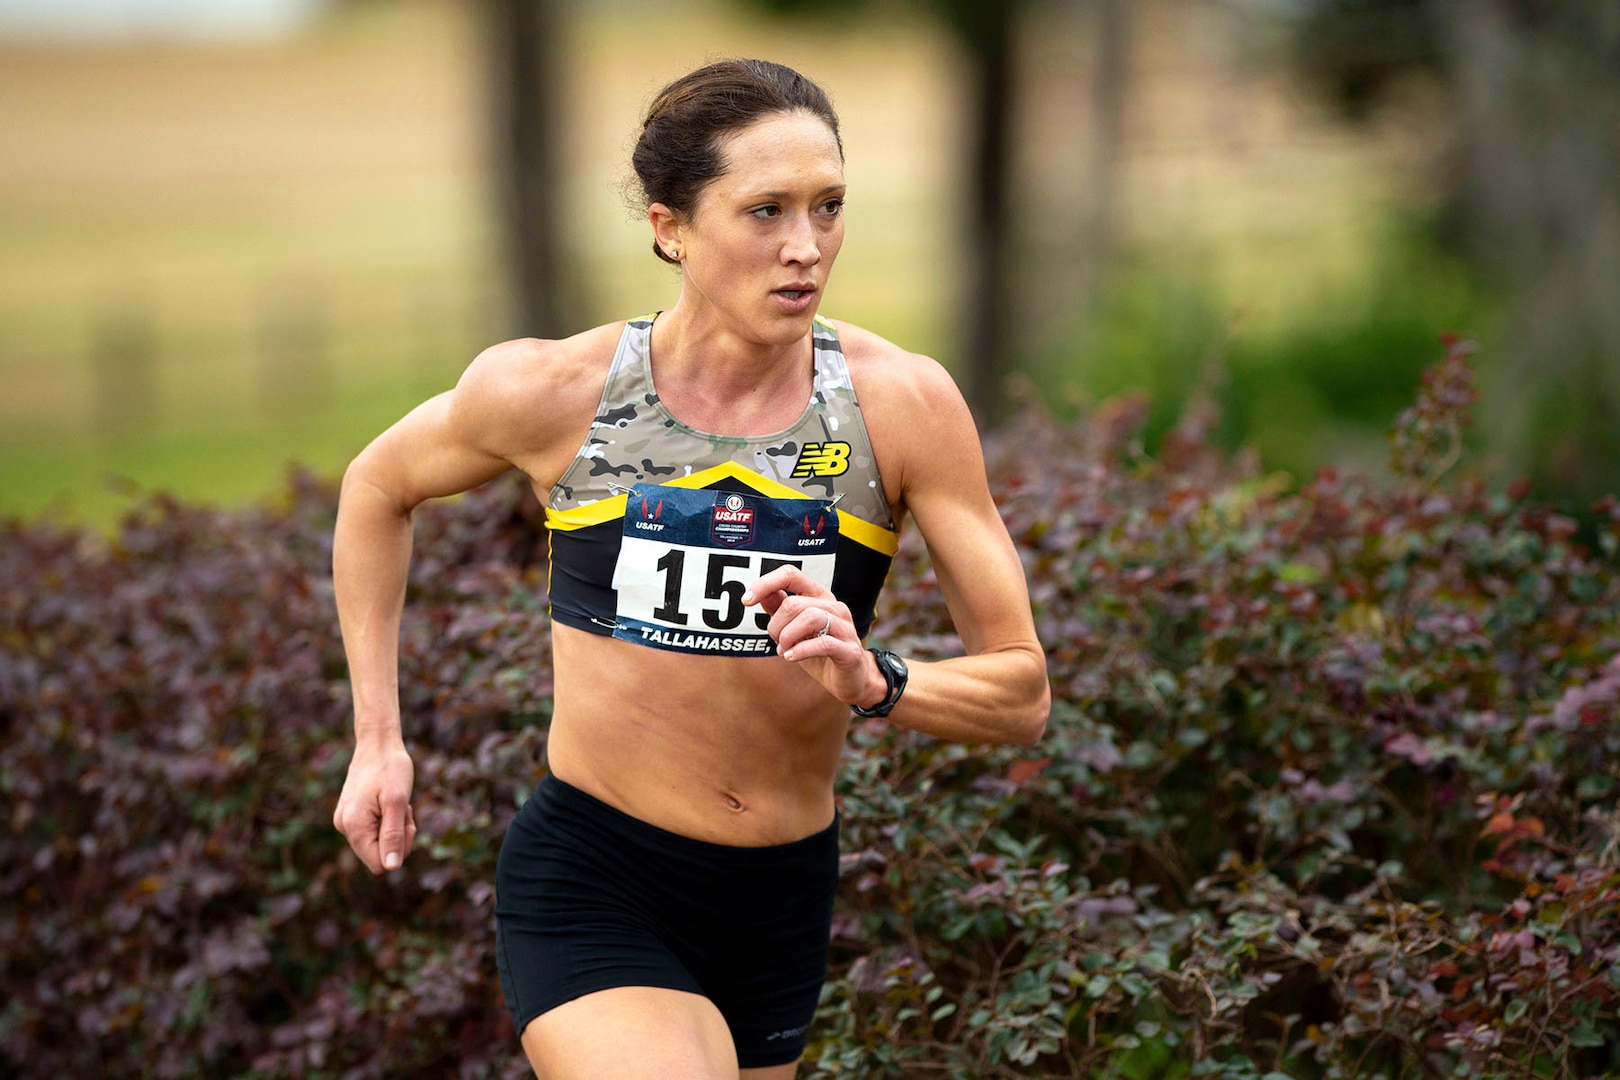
[791,442,851,478]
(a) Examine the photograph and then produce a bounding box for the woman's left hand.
[743,565,881,708]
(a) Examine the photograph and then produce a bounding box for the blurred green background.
[1,0,1614,529]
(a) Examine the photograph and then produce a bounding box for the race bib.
[611,483,839,655]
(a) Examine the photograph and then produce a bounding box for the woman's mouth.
[771,289,816,314]
[771,285,818,315]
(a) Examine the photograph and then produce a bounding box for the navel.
[722,791,747,813]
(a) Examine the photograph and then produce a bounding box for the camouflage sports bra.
[544,314,898,656]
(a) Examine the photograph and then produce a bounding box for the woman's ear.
[648,203,683,261]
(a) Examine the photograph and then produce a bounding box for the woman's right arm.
[330,343,551,875]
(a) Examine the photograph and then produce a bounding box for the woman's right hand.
[333,740,417,874]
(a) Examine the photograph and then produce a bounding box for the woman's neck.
[647,305,814,435]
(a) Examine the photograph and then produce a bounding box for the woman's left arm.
[748,346,1049,745]
[867,351,1049,744]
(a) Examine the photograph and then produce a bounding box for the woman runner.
[332,57,1049,1079]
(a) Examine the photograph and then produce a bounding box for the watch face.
[853,649,907,717]
[875,649,907,698]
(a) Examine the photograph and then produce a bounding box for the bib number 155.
[649,549,806,630]
[613,538,836,655]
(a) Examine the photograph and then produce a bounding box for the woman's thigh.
[521,985,738,1079]
[740,1063,799,1080]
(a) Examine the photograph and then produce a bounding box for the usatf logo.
[633,493,665,532]
[798,512,830,548]
[711,492,755,546]
[791,442,851,478]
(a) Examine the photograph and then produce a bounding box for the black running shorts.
[494,773,839,1068]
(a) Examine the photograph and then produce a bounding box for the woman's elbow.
[339,449,414,520]
[1015,688,1051,744]
[1008,653,1051,745]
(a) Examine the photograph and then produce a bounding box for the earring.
[668,248,680,260]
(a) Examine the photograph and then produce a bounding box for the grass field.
[0,0,1439,528]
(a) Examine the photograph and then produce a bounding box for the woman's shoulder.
[451,321,627,455]
[466,321,625,389]
[824,318,966,412]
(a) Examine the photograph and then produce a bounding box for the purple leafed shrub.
[2,338,1617,1078]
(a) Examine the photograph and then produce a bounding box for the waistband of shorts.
[535,772,839,865]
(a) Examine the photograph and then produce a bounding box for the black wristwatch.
[851,648,908,718]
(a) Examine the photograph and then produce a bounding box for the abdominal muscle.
[542,624,852,847]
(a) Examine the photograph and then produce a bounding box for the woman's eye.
[750,205,781,219]
[821,199,844,216]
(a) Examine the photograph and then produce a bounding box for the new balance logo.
[791,442,851,478]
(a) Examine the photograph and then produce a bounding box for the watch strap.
[851,648,907,718]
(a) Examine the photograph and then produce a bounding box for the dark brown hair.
[631,58,843,264]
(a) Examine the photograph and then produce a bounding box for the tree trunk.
[486,0,577,339]
[958,1,1017,427]
[1438,0,1620,509]
[1078,0,1127,315]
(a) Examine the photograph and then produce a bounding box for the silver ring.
[816,612,832,637]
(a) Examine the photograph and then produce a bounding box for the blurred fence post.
[258,282,332,420]
[91,302,158,447]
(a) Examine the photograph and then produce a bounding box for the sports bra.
[544,314,898,657]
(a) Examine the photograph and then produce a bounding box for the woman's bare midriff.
[542,624,852,847]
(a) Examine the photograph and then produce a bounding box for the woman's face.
[669,110,846,346]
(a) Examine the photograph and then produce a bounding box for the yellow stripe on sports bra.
[545,495,630,531]
[544,460,898,556]
[834,510,899,556]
